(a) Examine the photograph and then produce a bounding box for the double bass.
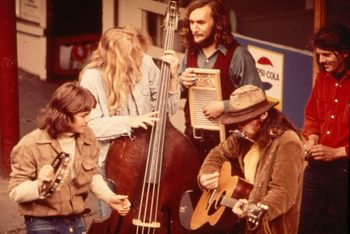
[87,0,201,233]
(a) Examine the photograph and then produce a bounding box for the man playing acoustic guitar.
[198,85,304,233]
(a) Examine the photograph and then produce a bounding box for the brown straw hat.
[220,85,279,125]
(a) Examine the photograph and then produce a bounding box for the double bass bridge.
[132,219,161,228]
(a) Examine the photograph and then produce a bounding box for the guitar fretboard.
[220,196,238,209]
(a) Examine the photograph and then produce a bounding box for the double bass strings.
[135,12,177,234]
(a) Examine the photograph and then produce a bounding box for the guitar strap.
[245,137,280,234]
[249,136,280,203]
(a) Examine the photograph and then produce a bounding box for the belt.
[185,125,227,139]
[192,128,220,140]
[24,214,82,223]
[24,209,90,223]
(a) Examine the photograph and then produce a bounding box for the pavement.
[0,69,185,233]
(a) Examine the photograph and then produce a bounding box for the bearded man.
[178,0,263,162]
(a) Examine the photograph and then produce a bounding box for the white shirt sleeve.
[9,180,41,203]
[90,174,115,203]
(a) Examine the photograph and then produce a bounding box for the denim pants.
[298,160,348,234]
[98,163,112,218]
[184,126,221,163]
[184,126,243,176]
[24,215,85,234]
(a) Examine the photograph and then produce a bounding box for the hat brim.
[220,101,279,125]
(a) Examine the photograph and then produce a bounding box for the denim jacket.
[80,54,180,167]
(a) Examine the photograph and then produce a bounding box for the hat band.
[229,99,269,117]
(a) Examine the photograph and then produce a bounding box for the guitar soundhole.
[207,191,226,215]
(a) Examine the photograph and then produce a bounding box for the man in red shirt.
[299,23,349,234]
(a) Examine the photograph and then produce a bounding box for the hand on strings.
[202,100,225,121]
[199,171,219,190]
[306,144,346,162]
[130,111,159,129]
[107,194,131,216]
[180,68,197,88]
[160,50,179,79]
[37,165,55,191]
[232,199,248,218]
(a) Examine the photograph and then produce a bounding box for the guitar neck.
[220,196,238,209]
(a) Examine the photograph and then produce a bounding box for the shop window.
[144,10,184,53]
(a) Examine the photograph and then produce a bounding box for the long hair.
[38,81,96,138]
[179,0,238,49]
[79,25,146,115]
[135,27,152,53]
[254,108,300,149]
[313,23,350,70]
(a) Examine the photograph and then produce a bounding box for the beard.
[194,30,216,49]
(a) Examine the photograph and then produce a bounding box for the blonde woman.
[79,25,180,217]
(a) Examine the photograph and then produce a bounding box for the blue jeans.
[298,159,348,234]
[24,215,85,234]
[98,164,112,218]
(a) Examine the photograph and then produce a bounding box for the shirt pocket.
[141,85,151,97]
[140,86,153,113]
[74,159,96,189]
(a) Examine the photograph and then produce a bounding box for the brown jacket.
[199,130,304,234]
[9,127,100,217]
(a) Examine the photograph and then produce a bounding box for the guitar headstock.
[244,203,268,230]
[164,0,180,31]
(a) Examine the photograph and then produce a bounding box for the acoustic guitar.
[179,161,268,233]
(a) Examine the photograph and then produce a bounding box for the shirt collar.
[344,69,350,79]
[217,44,228,55]
[36,129,55,144]
[36,129,93,146]
[324,68,350,81]
[190,44,227,56]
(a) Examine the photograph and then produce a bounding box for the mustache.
[193,31,215,48]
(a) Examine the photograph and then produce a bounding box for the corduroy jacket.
[9,127,100,217]
[199,130,304,234]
